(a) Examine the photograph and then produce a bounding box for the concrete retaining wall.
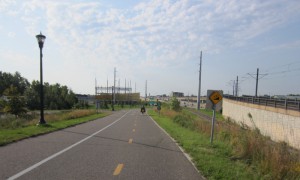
[223,98,300,149]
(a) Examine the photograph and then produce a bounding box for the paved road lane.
[0,110,204,180]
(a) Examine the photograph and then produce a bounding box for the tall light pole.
[36,32,46,124]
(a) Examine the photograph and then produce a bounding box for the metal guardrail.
[224,95,300,111]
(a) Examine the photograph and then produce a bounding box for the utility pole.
[233,80,235,96]
[236,76,238,97]
[111,67,116,111]
[125,78,127,103]
[130,80,132,105]
[95,78,97,96]
[95,78,98,113]
[118,79,120,94]
[248,68,267,97]
[145,80,147,102]
[255,68,259,97]
[114,67,116,104]
[107,78,108,94]
[128,81,130,93]
[197,51,202,110]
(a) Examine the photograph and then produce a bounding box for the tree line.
[0,71,78,116]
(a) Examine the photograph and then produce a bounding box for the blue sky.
[1,0,300,96]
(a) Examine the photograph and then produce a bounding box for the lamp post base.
[37,119,46,126]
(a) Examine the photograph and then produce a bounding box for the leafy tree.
[3,85,27,116]
[25,81,78,110]
[0,71,29,96]
[170,96,181,112]
[24,80,40,110]
[0,71,78,111]
[0,98,7,113]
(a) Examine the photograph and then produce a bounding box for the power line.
[264,61,300,72]
[226,62,300,96]
[265,67,300,75]
[262,70,300,80]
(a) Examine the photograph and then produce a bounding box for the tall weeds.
[0,110,97,128]
[162,108,300,179]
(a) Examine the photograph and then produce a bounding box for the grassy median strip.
[0,111,109,146]
[148,109,260,179]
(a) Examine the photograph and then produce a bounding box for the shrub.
[170,97,181,112]
[0,114,32,129]
[0,110,97,128]
[173,113,195,129]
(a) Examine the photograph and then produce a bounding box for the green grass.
[148,109,258,179]
[0,113,108,146]
[187,108,224,120]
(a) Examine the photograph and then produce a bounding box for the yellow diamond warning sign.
[209,91,223,105]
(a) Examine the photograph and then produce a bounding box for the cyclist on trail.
[141,105,146,114]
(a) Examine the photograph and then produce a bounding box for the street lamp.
[36,32,46,124]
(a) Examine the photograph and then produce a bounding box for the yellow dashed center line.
[113,164,124,176]
[128,138,133,144]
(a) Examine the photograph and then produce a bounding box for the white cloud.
[7,31,15,37]
[263,40,300,51]
[0,50,38,81]
[0,0,15,12]
[2,0,300,94]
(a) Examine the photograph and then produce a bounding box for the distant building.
[171,92,184,97]
[76,94,94,104]
[273,95,300,100]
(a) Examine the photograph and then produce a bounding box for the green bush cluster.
[170,97,181,111]
[0,71,78,116]
[173,112,195,129]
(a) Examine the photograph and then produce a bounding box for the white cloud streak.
[2,0,300,94]
[17,0,300,62]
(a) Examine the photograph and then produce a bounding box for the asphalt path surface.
[0,110,204,180]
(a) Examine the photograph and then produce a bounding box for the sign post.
[210,105,216,144]
[209,91,223,144]
[96,100,100,114]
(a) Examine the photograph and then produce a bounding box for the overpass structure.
[224,95,300,112]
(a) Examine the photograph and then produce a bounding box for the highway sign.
[209,91,223,105]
